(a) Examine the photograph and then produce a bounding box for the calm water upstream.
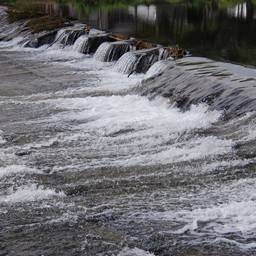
[0,1,256,256]
[17,0,256,67]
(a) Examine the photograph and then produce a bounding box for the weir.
[138,58,256,118]
[79,33,116,54]
[1,5,256,256]
[115,47,161,75]
[94,41,131,62]
[57,29,86,47]
[0,6,255,118]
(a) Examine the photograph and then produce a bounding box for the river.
[16,0,256,67]
[0,3,256,256]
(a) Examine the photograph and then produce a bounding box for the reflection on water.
[228,3,248,18]
[5,0,256,65]
[40,1,256,66]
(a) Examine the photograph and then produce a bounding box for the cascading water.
[94,41,131,62]
[56,28,86,47]
[62,30,86,46]
[73,34,89,53]
[0,6,256,256]
[114,51,139,74]
[144,59,174,79]
[138,57,256,118]
[79,33,116,54]
[115,47,161,74]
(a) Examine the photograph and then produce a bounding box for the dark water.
[24,0,256,67]
[0,3,256,256]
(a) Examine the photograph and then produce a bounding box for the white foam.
[0,184,65,204]
[46,96,220,134]
[214,237,256,250]
[35,44,84,61]
[0,36,25,49]
[34,95,229,168]
[118,247,155,256]
[121,135,233,167]
[163,200,256,235]
[141,177,256,248]
[0,165,41,178]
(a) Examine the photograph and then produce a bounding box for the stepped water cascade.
[56,28,86,47]
[94,41,132,62]
[0,5,256,256]
[114,48,161,74]
[79,33,117,54]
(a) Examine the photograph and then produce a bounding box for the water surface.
[0,4,256,256]
[10,0,256,66]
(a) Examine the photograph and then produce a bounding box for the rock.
[79,34,116,54]
[24,30,57,48]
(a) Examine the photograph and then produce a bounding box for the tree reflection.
[2,0,256,66]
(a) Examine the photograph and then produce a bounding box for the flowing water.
[0,5,256,256]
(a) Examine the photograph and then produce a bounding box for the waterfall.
[79,34,116,54]
[144,60,174,79]
[60,30,86,46]
[114,47,160,75]
[73,35,88,52]
[93,41,131,62]
[54,29,70,46]
[114,52,139,74]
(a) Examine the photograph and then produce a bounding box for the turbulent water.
[0,6,256,256]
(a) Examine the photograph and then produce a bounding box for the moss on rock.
[25,15,71,33]
[6,4,72,33]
